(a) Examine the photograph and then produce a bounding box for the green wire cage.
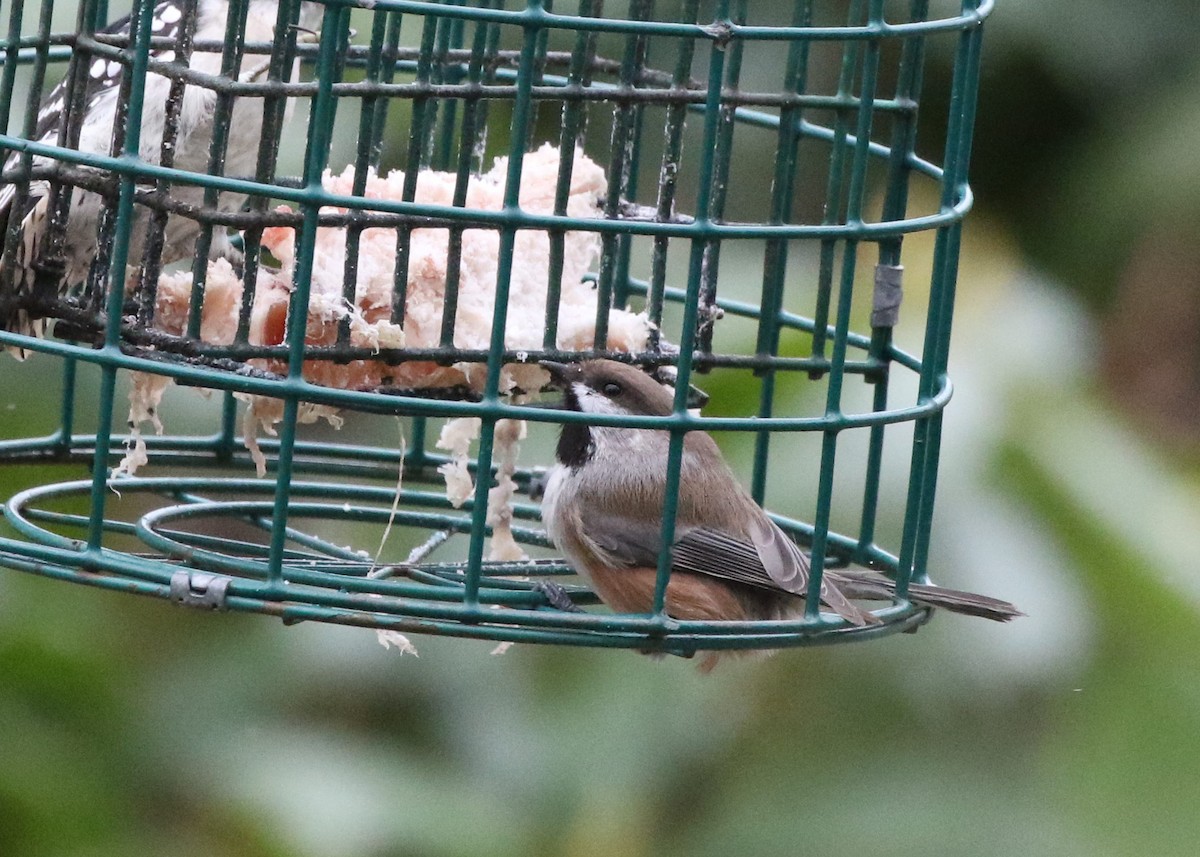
[0,0,990,658]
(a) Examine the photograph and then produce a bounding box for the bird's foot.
[533,580,582,612]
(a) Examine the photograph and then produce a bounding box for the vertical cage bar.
[86,0,158,550]
[0,0,50,296]
[907,10,984,590]
[454,1,504,173]
[899,1,984,591]
[805,0,883,620]
[229,0,315,452]
[391,8,442,327]
[651,0,730,619]
[461,0,543,610]
[338,8,404,350]
[263,1,350,586]
[857,0,930,558]
[428,10,463,172]
[63,0,118,323]
[592,0,653,349]
[693,0,746,356]
[186,0,257,340]
[0,0,25,133]
[88,0,109,29]
[469,0,505,173]
[751,0,813,506]
[55,356,77,454]
[440,3,503,352]
[809,0,864,374]
[236,0,314,335]
[542,0,602,350]
[136,0,202,328]
[523,0,554,151]
[644,0,700,351]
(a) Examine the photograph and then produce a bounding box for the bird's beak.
[538,360,580,389]
[651,366,710,409]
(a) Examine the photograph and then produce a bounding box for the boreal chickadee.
[0,0,323,358]
[538,359,1021,669]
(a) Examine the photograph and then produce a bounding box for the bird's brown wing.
[689,518,875,625]
[669,524,796,591]
[585,514,876,625]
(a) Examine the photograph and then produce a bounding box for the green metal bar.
[461,0,544,610]
[523,0,555,151]
[751,0,812,505]
[36,0,98,280]
[3,473,911,631]
[236,0,313,347]
[338,9,401,350]
[805,0,884,620]
[897,0,984,592]
[184,0,252,339]
[0,128,969,240]
[0,330,951,433]
[810,0,864,369]
[429,11,464,172]
[391,7,439,327]
[85,0,160,551]
[362,10,405,331]
[0,530,927,649]
[3,41,985,113]
[469,0,504,173]
[693,0,748,356]
[608,0,651,312]
[4,475,854,558]
[857,0,930,557]
[439,0,501,350]
[650,0,731,619]
[309,0,993,41]
[263,1,351,587]
[0,0,50,283]
[542,0,602,349]
[593,0,653,348]
[55,356,78,456]
[137,0,203,329]
[644,0,700,349]
[372,11,405,166]
[907,0,985,590]
[0,0,28,139]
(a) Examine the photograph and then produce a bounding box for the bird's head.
[540,359,674,418]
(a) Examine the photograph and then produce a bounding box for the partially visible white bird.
[0,0,322,358]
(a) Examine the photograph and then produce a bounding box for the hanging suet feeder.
[0,0,995,659]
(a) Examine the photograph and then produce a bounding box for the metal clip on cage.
[0,0,991,658]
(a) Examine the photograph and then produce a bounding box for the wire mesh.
[0,0,991,656]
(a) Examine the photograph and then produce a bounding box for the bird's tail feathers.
[830,570,1022,623]
[819,580,883,627]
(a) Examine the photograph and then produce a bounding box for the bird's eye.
[601,382,623,397]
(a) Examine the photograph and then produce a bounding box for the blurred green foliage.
[4,2,1200,855]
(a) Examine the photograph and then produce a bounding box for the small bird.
[539,359,1021,668]
[0,0,322,358]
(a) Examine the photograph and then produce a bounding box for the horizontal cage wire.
[0,0,994,658]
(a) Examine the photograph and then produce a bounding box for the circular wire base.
[0,434,930,656]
